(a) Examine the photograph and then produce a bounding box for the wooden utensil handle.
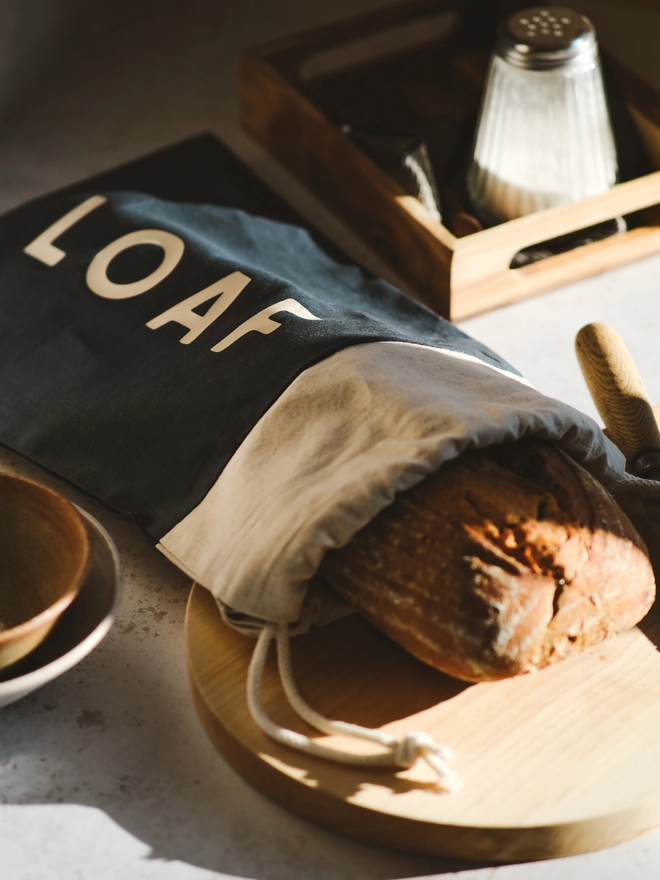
[575,322,660,466]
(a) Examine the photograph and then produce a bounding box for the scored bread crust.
[316,439,656,682]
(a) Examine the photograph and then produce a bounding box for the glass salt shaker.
[467,6,618,225]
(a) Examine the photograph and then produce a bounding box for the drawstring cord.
[246,623,462,793]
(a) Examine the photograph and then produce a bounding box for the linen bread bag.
[0,134,655,789]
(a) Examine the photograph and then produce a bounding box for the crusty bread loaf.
[316,439,655,682]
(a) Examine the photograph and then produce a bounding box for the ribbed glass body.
[467,49,618,224]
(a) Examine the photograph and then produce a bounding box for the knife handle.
[575,322,660,471]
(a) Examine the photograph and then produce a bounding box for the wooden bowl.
[0,504,122,708]
[0,474,90,670]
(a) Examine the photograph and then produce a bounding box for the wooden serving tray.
[240,0,660,320]
[186,581,660,863]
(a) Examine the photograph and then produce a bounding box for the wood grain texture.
[186,582,660,862]
[0,474,90,670]
[239,0,660,321]
[575,322,660,465]
[239,50,454,317]
[449,179,660,321]
[245,0,451,83]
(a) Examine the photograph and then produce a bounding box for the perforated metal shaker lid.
[496,7,597,70]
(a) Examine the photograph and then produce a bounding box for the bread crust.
[317,440,656,681]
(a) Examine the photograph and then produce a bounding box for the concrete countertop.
[2,1,660,878]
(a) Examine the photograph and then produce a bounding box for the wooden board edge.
[450,225,660,321]
[606,51,660,131]
[184,585,660,863]
[243,0,457,76]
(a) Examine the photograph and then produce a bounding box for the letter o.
[86,229,185,299]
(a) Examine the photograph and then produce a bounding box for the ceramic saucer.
[0,506,122,707]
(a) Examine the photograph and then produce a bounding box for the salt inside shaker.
[467,7,618,225]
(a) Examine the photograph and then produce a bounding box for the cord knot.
[393,731,463,792]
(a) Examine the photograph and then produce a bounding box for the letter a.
[146,271,252,343]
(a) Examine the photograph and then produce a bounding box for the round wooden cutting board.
[185,582,660,863]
